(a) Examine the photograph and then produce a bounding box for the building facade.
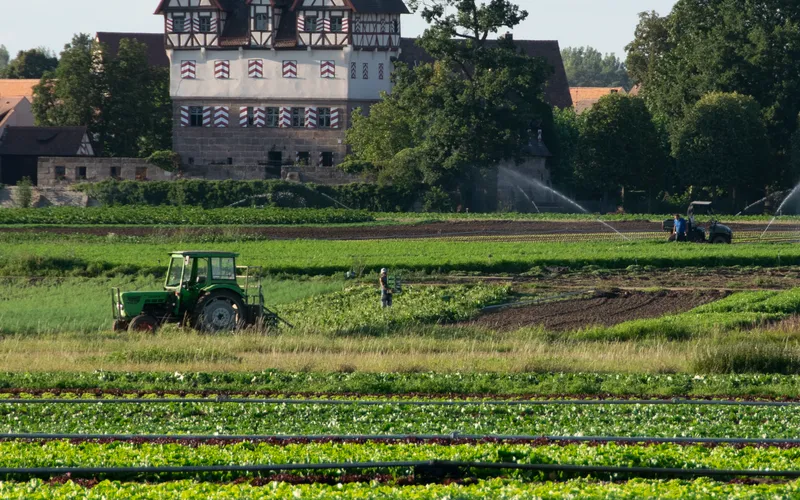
[155,0,408,172]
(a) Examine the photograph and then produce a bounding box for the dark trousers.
[676,232,687,242]
[381,291,393,307]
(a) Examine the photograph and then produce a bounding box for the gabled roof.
[349,0,408,13]
[95,32,169,68]
[155,0,224,14]
[0,97,26,122]
[0,80,39,100]
[569,87,626,114]
[0,127,90,157]
[398,38,573,110]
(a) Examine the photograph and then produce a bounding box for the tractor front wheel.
[112,319,129,332]
[711,235,730,244]
[193,291,245,332]
[128,315,158,334]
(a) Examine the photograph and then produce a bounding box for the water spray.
[516,187,541,213]
[761,183,800,239]
[500,167,629,241]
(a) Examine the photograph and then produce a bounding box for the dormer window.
[330,16,343,32]
[305,16,318,32]
[199,16,212,33]
[255,13,268,31]
[173,15,186,33]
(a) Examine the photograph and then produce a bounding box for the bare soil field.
[0,220,794,240]
[469,290,728,332]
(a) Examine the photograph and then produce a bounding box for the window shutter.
[248,59,263,78]
[240,107,249,128]
[203,106,213,127]
[180,106,190,127]
[279,107,291,128]
[214,107,229,128]
[282,60,297,78]
[320,61,335,79]
[214,60,230,79]
[305,107,317,128]
[180,60,196,79]
[330,108,340,129]
[254,107,266,127]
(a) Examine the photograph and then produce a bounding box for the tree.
[3,48,57,79]
[574,94,667,197]
[626,0,800,186]
[561,46,631,89]
[33,34,171,158]
[33,34,96,127]
[550,106,582,189]
[0,45,9,74]
[346,0,553,204]
[673,92,770,200]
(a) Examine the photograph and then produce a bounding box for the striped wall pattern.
[296,14,305,32]
[214,106,229,128]
[180,106,190,127]
[184,17,193,32]
[209,17,218,32]
[192,17,200,32]
[180,60,196,79]
[362,63,369,79]
[305,107,318,128]
[378,63,384,80]
[248,59,264,78]
[318,152,325,167]
[203,106,213,127]
[318,17,328,31]
[214,60,230,79]
[279,107,291,127]
[166,17,173,31]
[350,62,357,79]
[240,107,250,127]
[342,17,350,32]
[320,61,335,79]
[282,60,297,78]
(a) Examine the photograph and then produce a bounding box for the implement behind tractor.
[112,251,290,333]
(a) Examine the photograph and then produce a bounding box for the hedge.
[75,179,419,211]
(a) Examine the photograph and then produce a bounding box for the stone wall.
[0,186,92,208]
[172,99,350,168]
[37,157,176,187]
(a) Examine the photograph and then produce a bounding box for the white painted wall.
[169,47,394,101]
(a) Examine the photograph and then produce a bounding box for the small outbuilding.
[0,126,94,185]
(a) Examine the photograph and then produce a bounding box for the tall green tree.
[550,106,582,190]
[33,34,96,127]
[574,94,667,197]
[626,0,800,186]
[561,46,631,89]
[0,45,9,73]
[673,92,770,200]
[3,48,58,79]
[346,0,552,203]
[33,34,171,158]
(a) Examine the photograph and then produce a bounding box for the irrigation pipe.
[5,433,800,446]
[4,398,800,406]
[1,460,800,479]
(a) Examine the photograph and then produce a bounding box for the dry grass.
[0,329,696,373]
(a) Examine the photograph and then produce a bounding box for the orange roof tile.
[569,87,626,104]
[0,79,39,99]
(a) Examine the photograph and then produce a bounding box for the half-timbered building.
[155,0,409,174]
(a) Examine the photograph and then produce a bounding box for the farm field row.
[2,239,800,277]
[4,478,800,499]
[2,441,800,476]
[4,371,800,399]
[2,400,800,437]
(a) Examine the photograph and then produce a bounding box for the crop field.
[5,210,800,497]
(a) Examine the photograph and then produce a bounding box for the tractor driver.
[673,213,687,242]
[379,268,393,308]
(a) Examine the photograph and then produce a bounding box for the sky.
[3,0,678,60]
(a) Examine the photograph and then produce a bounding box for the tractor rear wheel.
[711,235,730,244]
[193,291,245,332]
[128,314,158,333]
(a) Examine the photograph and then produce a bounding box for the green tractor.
[111,251,288,333]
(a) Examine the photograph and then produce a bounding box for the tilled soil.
[470,290,728,332]
[0,220,794,240]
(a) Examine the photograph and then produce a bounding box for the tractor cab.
[112,251,288,333]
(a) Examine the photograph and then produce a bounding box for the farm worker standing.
[380,268,393,308]
[673,214,687,242]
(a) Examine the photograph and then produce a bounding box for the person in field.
[379,268,393,308]
[673,213,687,242]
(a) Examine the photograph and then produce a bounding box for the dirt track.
[0,220,795,240]
[469,290,728,332]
